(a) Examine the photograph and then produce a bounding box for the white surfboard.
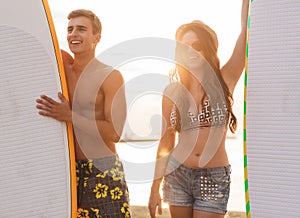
[245,0,300,217]
[0,0,76,217]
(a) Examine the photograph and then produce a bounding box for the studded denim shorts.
[162,156,231,214]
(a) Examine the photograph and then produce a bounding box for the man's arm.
[92,69,126,143]
[36,70,126,144]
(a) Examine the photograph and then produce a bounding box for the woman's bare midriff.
[172,127,229,168]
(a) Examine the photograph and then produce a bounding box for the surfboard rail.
[42,0,77,217]
[243,1,252,217]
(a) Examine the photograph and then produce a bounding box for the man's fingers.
[40,95,57,104]
[58,92,67,103]
[36,104,49,111]
[38,110,52,117]
[36,99,52,108]
[36,94,66,121]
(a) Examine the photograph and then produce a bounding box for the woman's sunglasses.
[177,40,204,54]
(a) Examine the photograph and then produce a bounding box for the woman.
[148,1,249,217]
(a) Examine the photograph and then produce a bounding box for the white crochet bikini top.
[170,98,229,131]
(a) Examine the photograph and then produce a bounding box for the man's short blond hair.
[68,9,102,35]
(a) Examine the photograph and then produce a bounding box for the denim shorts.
[162,156,231,214]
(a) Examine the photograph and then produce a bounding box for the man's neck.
[72,52,95,75]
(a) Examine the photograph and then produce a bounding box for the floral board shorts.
[162,156,231,214]
[76,155,131,218]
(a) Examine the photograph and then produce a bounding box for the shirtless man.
[36,9,130,218]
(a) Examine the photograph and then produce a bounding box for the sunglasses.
[177,40,204,54]
[191,41,204,52]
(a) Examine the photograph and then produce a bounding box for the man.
[36,9,130,218]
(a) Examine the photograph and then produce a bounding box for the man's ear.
[94,33,101,44]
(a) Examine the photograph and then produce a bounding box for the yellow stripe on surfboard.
[42,1,77,217]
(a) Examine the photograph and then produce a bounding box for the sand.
[130,205,246,218]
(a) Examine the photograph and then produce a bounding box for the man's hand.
[36,92,72,122]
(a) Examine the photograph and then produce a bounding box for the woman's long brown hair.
[169,21,237,133]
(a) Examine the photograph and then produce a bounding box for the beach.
[116,133,246,217]
[130,205,246,218]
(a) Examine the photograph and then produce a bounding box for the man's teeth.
[71,41,81,44]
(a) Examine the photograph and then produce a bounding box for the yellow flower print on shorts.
[77,208,89,218]
[110,187,123,200]
[93,183,109,199]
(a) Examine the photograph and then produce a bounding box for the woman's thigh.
[193,209,225,218]
[169,205,193,218]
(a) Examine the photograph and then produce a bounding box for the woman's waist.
[166,154,229,175]
[171,141,228,168]
[182,152,229,168]
[166,155,231,178]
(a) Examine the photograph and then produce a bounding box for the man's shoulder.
[61,50,74,65]
[94,59,123,77]
[86,58,115,74]
[84,59,123,87]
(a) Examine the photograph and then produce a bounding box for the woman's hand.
[148,188,163,218]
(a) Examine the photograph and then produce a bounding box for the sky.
[46,0,246,209]
[48,0,242,66]
[47,0,244,138]
[46,0,245,139]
